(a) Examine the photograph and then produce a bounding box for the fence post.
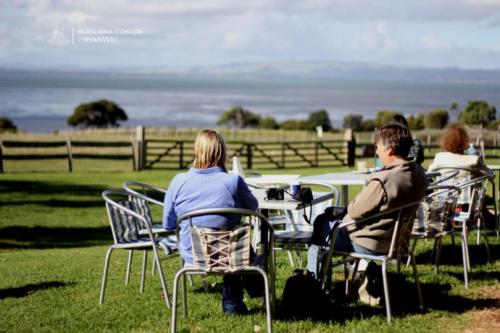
[179,141,184,169]
[427,134,432,154]
[0,140,3,173]
[314,141,319,167]
[344,129,356,167]
[66,138,73,172]
[131,139,137,171]
[281,143,285,168]
[246,143,253,170]
[136,126,145,170]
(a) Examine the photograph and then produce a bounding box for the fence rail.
[0,139,136,173]
[10,126,500,172]
[142,139,353,170]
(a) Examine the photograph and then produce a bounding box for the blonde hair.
[192,129,227,171]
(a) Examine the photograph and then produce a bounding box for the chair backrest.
[123,181,166,206]
[413,185,461,236]
[102,189,154,244]
[387,202,421,259]
[177,208,274,273]
[232,156,245,177]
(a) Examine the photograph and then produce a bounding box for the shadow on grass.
[0,180,106,207]
[276,272,500,323]
[0,226,111,249]
[414,243,500,266]
[0,281,76,299]
[0,199,103,208]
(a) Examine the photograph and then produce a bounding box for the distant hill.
[2,61,500,85]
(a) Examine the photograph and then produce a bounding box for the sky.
[2,0,500,70]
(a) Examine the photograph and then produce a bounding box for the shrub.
[343,114,363,131]
[458,100,496,125]
[0,117,17,132]
[425,109,449,129]
[67,99,128,128]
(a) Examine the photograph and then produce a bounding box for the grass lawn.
[1,168,499,333]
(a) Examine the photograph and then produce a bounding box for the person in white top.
[428,124,489,176]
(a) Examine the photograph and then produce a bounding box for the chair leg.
[125,250,133,286]
[152,253,157,275]
[381,260,392,323]
[171,270,183,333]
[461,233,469,289]
[479,216,491,262]
[434,236,442,274]
[99,247,114,306]
[182,273,188,317]
[140,250,147,293]
[286,250,295,267]
[152,244,171,308]
[257,269,273,333]
[476,217,481,246]
[406,238,418,268]
[463,226,471,271]
[410,254,424,310]
[346,259,360,296]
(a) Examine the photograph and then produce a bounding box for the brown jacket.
[344,160,427,253]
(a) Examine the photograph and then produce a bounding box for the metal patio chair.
[170,208,275,333]
[272,182,340,267]
[99,189,171,308]
[123,181,178,277]
[320,200,423,323]
[408,185,466,283]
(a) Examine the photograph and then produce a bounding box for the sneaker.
[358,276,381,306]
[357,262,383,306]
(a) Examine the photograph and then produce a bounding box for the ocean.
[1,70,499,133]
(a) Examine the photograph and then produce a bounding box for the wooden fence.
[0,139,136,173]
[142,139,355,170]
[9,126,500,172]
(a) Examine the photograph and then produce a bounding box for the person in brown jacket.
[307,122,427,275]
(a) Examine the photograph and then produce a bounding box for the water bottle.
[467,143,476,155]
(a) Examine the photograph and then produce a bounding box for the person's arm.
[347,179,386,222]
[414,139,425,165]
[236,176,259,210]
[162,177,180,230]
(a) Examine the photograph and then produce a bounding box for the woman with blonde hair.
[162,129,261,314]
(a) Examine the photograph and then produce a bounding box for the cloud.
[1,0,500,69]
[418,34,452,52]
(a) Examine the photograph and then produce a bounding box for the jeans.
[222,254,265,314]
[307,226,380,278]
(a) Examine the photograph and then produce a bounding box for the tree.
[458,100,497,125]
[407,114,425,130]
[375,110,400,127]
[67,99,128,128]
[259,116,279,129]
[217,106,261,128]
[425,109,449,129]
[307,109,332,131]
[279,119,309,130]
[0,117,17,132]
[361,119,376,131]
[343,114,363,131]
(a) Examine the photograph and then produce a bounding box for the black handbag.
[292,187,313,224]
